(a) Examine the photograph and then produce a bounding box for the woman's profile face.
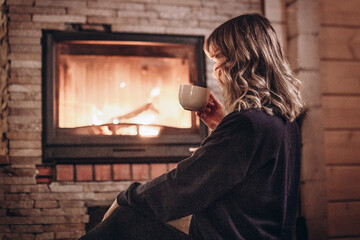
[207,44,226,78]
[213,58,226,85]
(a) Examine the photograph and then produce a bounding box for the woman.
[80,13,304,240]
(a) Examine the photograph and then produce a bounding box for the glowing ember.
[116,126,137,136]
[99,126,112,135]
[90,106,161,137]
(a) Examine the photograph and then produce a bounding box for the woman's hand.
[102,199,119,222]
[197,92,226,130]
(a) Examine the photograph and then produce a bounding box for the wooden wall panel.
[319,0,360,26]
[328,202,360,237]
[321,61,360,94]
[323,96,360,129]
[319,27,360,60]
[325,131,360,165]
[319,0,360,238]
[326,166,360,201]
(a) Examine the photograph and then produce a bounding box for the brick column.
[0,0,9,164]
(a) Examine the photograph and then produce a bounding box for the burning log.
[111,102,159,122]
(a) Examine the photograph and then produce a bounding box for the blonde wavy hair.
[204,13,304,122]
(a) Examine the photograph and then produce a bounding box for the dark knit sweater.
[117,109,301,240]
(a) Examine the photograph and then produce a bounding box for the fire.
[150,87,161,98]
[92,106,103,126]
[132,112,157,125]
[91,104,161,137]
[116,126,137,136]
[99,126,113,135]
[139,126,160,137]
[58,55,193,135]
[119,82,127,88]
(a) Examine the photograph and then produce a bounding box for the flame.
[132,112,156,125]
[116,126,137,135]
[92,106,103,126]
[58,55,192,130]
[120,82,127,88]
[91,105,160,137]
[139,126,160,137]
[150,87,161,98]
[148,87,161,103]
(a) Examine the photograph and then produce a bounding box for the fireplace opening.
[86,206,107,233]
[43,31,207,164]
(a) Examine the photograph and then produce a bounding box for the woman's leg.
[79,205,189,240]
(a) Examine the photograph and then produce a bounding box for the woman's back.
[189,109,301,239]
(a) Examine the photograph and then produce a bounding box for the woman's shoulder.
[225,108,282,123]
[206,108,295,147]
[220,108,288,133]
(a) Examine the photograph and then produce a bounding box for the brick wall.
[53,163,177,183]
[0,0,261,239]
[319,0,360,238]
[0,0,9,164]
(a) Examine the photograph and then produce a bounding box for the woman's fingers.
[197,111,207,119]
[209,92,223,108]
[209,96,215,105]
[196,91,225,130]
[204,106,212,113]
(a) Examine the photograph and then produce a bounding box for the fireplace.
[42,31,207,164]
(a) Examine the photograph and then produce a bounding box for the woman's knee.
[108,204,142,222]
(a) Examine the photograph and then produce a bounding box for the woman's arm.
[109,113,256,222]
[103,94,226,222]
[102,199,119,221]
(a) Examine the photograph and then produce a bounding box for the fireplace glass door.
[43,31,207,163]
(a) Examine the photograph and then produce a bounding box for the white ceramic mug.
[178,84,210,111]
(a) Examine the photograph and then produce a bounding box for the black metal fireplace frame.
[42,30,207,164]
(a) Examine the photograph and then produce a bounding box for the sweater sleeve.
[117,112,259,222]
